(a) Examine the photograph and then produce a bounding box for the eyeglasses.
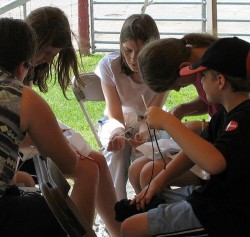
[24,61,33,70]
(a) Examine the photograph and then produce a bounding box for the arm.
[134,106,226,209]
[20,86,77,176]
[130,91,169,147]
[139,91,168,136]
[170,96,208,120]
[101,81,127,151]
[101,81,124,128]
[145,106,226,174]
[134,151,194,209]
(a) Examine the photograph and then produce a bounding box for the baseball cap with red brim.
[180,37,250,80]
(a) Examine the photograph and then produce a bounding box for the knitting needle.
[141,94,148,109]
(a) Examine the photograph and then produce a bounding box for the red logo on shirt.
[225,121,238,131]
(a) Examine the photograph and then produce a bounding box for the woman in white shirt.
[95,14,168,200]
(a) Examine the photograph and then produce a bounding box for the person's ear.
[14,62,26,81]
[179,61,191,70]
[217,74,226,90]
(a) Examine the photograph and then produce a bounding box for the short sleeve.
[95,51,120,86]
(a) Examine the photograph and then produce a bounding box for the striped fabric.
[0,70,26,196]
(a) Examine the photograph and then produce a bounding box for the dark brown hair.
[120,14,160,76]
[138,33,217,92]
[0,18,37,74]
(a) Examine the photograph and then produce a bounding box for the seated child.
[121,37,250,237]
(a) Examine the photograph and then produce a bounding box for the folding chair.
[33,155,96,237]
[71,72,105,150]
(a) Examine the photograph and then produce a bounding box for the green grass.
[35,53,208,150]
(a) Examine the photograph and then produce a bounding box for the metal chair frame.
[33,155,96,237]
[71,72,105,150]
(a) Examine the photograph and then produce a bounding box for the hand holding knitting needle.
[128,95,150,148]
[142,94,171,131]
[101,127,133,151]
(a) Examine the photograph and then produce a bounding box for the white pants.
[103,143,133,200]
[98,111,141,200]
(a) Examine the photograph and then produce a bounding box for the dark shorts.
[0,189,67,237]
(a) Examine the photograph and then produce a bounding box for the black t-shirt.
[187,99,250,236]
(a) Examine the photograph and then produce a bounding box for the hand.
[131,180,162,211]
[107,135,126,151]
[128,133,147,148]
[145,106,168,130]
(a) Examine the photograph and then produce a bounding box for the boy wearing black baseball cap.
[121,37,250,237]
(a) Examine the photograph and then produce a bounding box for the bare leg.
[12,171,35,187]
[128,156,151,194]
[121,212,151,237]
[89,150,121,237]
[70,157,99,227]
[140,159,201,189]
[139,158,171,189]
